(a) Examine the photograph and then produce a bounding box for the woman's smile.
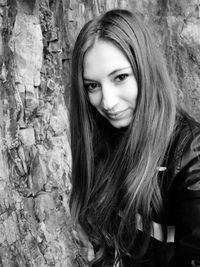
[83,40,138,128]
[105,108,131,120]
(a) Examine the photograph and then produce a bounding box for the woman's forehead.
[83,40,131,80]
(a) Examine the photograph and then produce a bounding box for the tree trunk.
[0,0,199,266]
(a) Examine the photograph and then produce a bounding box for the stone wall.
[0,0,74,266]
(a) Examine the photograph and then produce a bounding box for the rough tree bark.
[0,0,199,266]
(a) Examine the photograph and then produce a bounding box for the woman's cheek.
[88,92,101,108]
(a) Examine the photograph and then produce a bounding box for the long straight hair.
[70,9,176,265]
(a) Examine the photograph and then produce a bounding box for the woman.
[70,9,200,267]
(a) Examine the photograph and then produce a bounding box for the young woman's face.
[83,40,138,129]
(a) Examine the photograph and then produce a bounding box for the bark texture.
[0,0,199,266]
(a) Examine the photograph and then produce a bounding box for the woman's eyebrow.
[83,66,131,81]
[83,77,97,82]
[108,66,131,77]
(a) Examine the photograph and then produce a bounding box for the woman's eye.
[115,74,128,82]
[85,82,99,92]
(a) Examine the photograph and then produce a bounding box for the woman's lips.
[105,108,129,119]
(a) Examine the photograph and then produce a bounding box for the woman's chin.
[108,117,132,129]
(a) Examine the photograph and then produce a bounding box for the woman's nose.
[101,85,118,111]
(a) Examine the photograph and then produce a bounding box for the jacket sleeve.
[169,129,200,267]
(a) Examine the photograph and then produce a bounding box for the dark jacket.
[74,111,200,267]
[133,112,200,267]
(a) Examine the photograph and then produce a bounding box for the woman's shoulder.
[166,110,200,191]
[177,109,200,131]
[172,110,200,154]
